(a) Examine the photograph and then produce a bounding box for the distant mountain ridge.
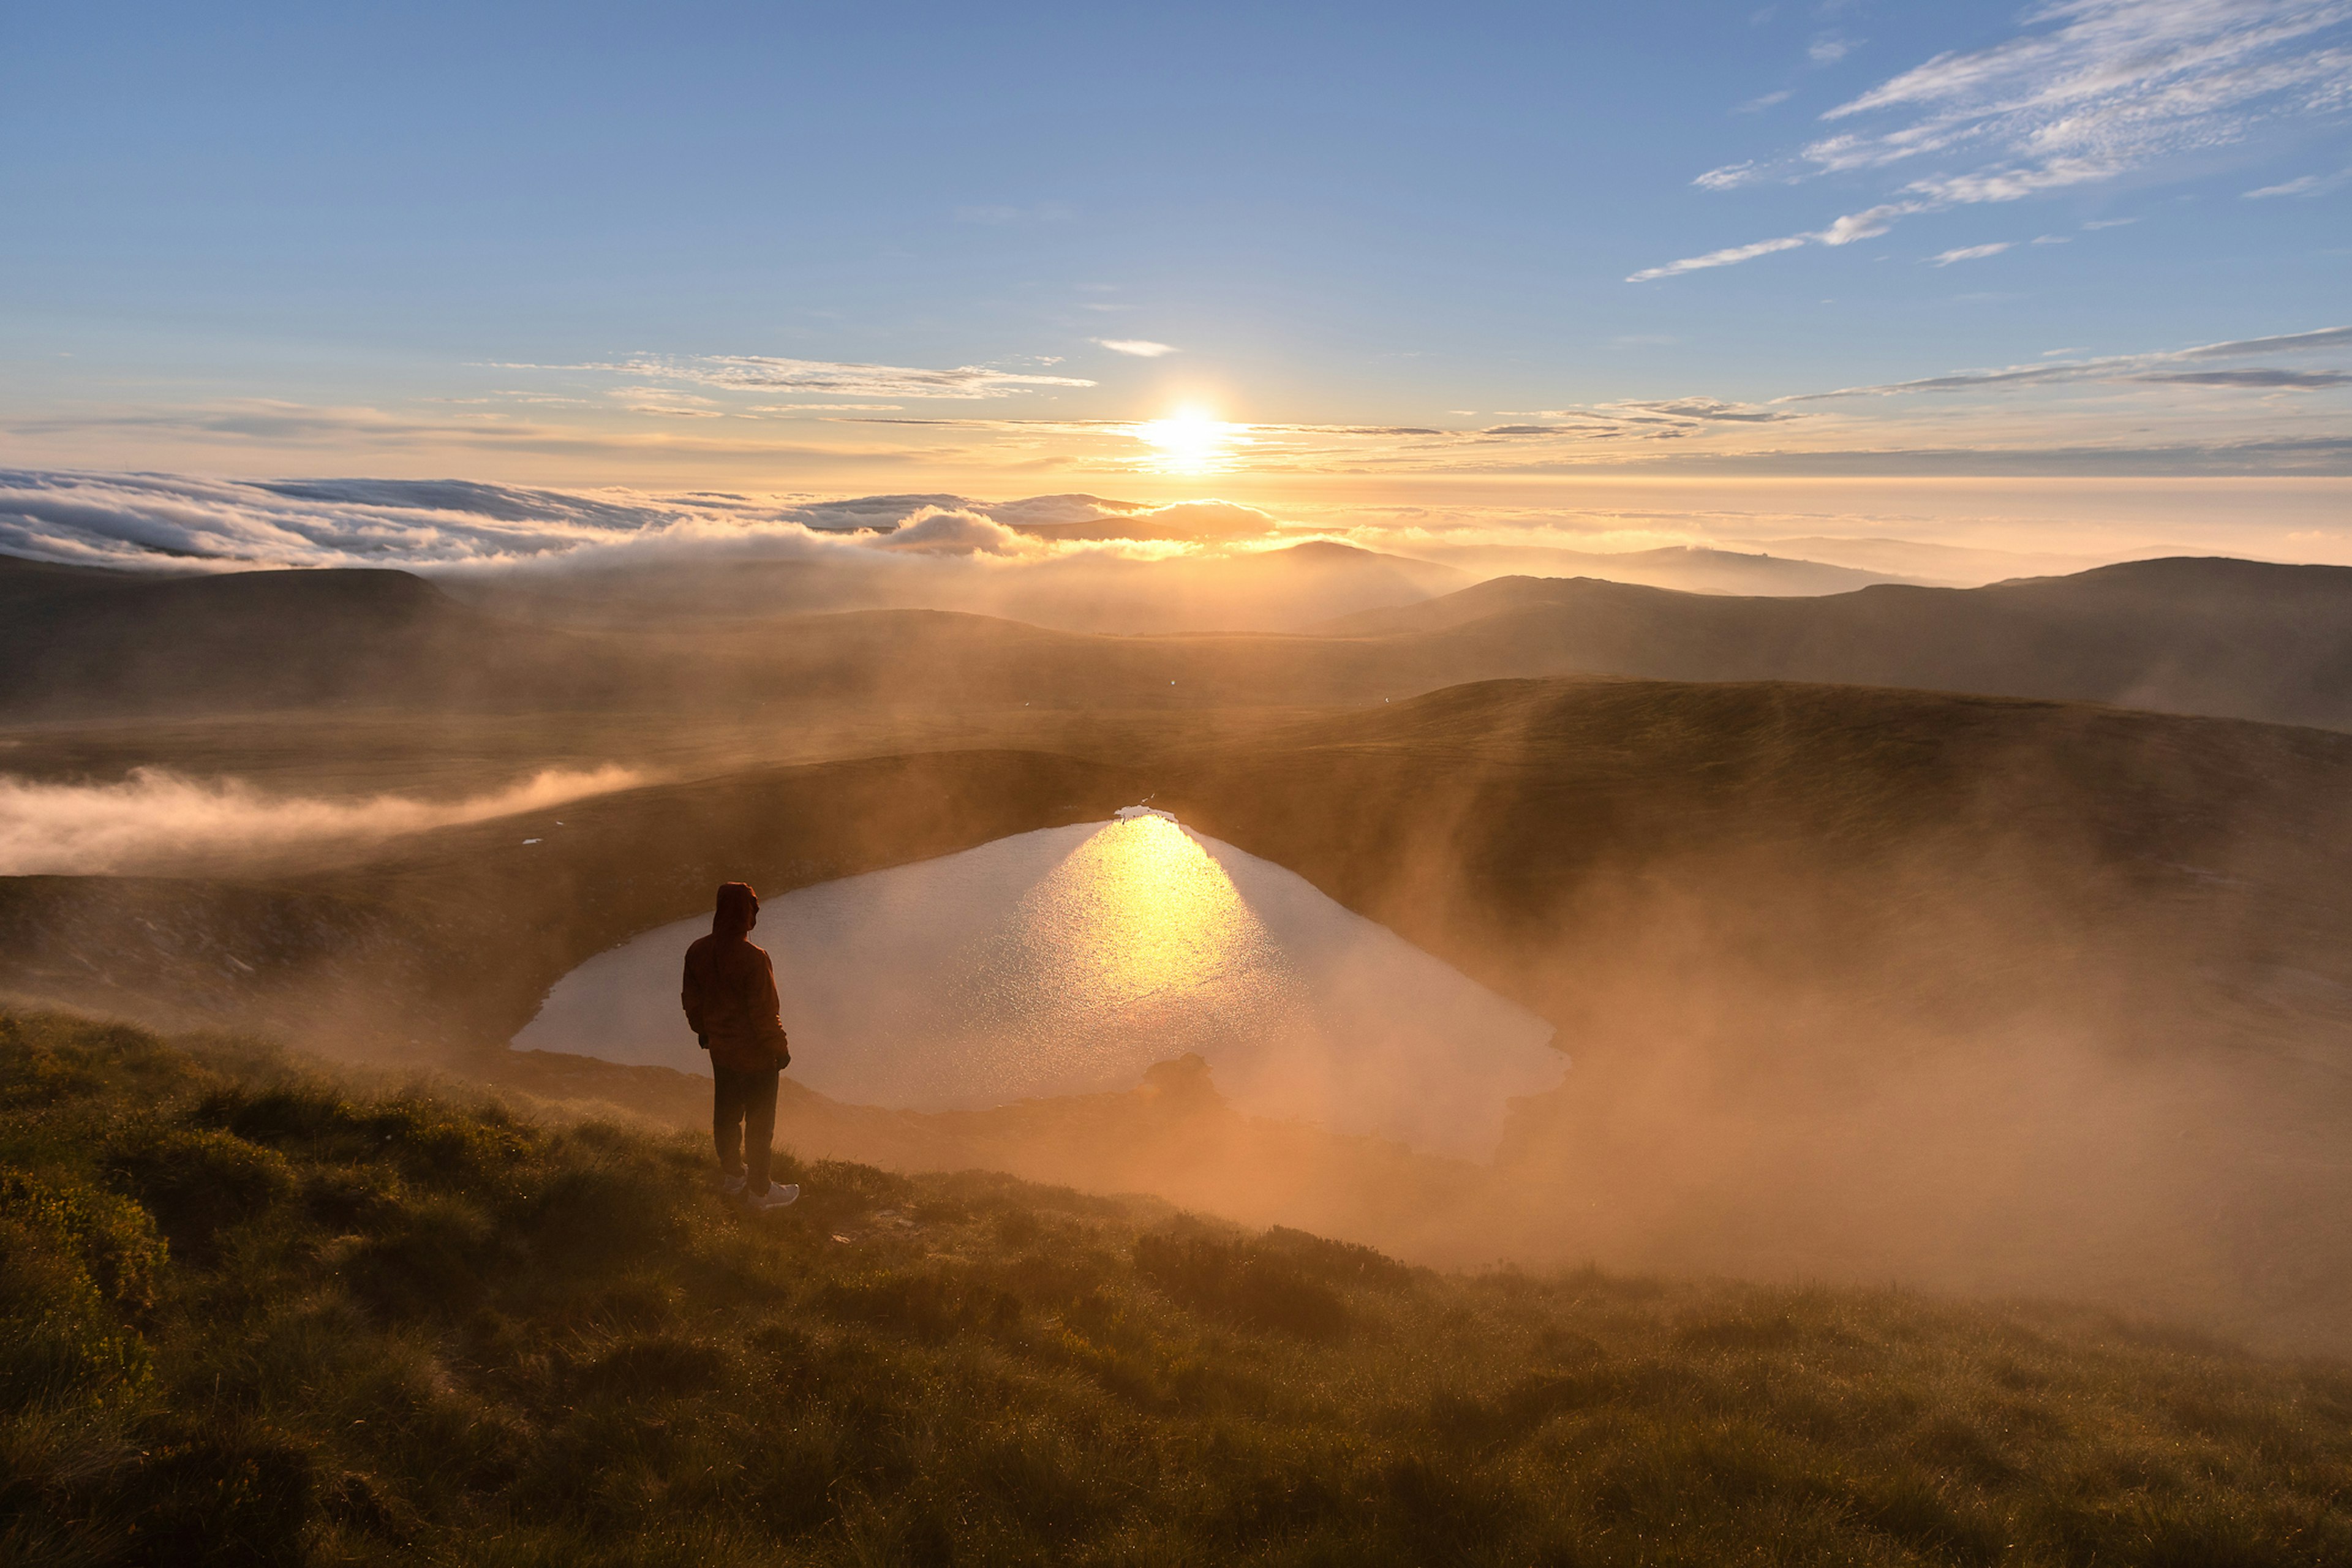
[1313,556,2352,729]
[442,538,1471,635]
[7,552,2351,729]
[1401,542,1922,595]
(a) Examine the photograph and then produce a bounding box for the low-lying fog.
[0,765,644,876]
[515,813,1563,1159]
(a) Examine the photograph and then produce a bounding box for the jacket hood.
[712,881,758,940]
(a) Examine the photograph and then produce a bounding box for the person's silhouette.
[681,881,799,1209]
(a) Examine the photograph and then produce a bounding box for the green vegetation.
[5,1008,2351,1567]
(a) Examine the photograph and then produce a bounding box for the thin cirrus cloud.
[2138,368,2351,387]
[1929,242,2013,265]
[1627,236,1807,281]
[1091,339,1180,358]
[1474,397,1804,437]
[609,386,725,418]
[1779,325,2352,400]
[1632,0,2352,282]
[1602,397,1804,424]
[2244,167,2352,196]
[499,355,1096,400]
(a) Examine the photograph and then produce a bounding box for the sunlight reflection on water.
[513,816,1563,1158]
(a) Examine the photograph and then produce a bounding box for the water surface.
[514,815,1562,1157]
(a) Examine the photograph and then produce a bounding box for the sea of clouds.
[11,462,2299,591]
[0,469,1291,575]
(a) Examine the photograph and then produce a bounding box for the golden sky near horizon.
[4,3,2346,573]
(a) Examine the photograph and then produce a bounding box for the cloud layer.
[1782,326,2352,399]
[1635,0,2352,281]
[506,355,1097,400]
[0,470,1294,573]
[7,462,2352,608]
[869,507,1045,556]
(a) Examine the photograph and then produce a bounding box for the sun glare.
[1015,815,1276,1010]
[1135,406,1243,473]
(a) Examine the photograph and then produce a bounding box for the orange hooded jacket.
[681,883,791,1074]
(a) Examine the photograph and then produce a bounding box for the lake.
[513,812,1563,1158]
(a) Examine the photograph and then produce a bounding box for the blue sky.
[1,1,2346,545]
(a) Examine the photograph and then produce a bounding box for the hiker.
[682,881,800,1210]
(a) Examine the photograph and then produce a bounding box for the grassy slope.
[7,1010,2351,1568]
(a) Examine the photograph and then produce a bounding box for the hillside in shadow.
[10,554,2351,727]
[449,538,1473,635]
[1319,558,2352,728]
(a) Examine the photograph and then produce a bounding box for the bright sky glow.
[0,2,2346,554]
[1135,409,1245,474]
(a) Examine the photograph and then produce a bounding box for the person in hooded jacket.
[682,881,800,1209]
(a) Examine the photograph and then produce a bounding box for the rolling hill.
[0,559,609,715]
[11,552,2352,728]
[1317,557,2352,728]
[445,538,1472,635]
[1402,541,1918,595]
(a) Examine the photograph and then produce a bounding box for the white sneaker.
[721,1172,748,1197]
[747,1182,800,1210]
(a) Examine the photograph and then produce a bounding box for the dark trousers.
[713,1066,780,1189]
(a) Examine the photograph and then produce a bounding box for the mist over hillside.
[1401,541,1919,594]
[8,666,2352,1349]
[10,546,2352,730]
[18,1008,2351,1567]
[1316,558,2352,729]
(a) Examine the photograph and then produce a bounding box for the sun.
[1135,405,1242,473]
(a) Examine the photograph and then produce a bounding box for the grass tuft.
[1134,1227,1354,1340]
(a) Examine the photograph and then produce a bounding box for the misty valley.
[9,504,2352,1562]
